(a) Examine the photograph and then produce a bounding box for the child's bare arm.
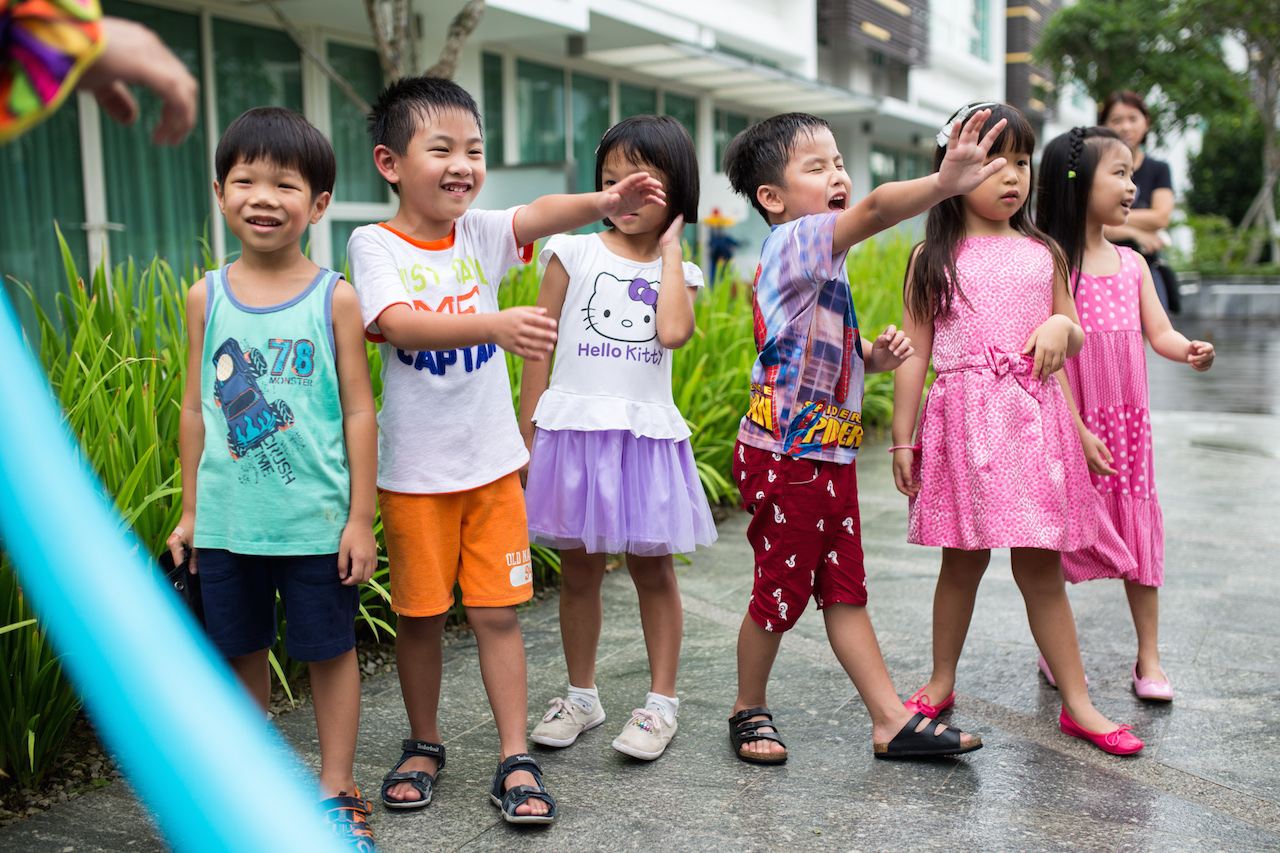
[833,110,1008,254]
[333,282,379,585]
[1022,261,1084,379]
[167,280,207,571]
[863,326,913,374]
[519,255,570,478]
[513,172,666,247]
[655,216,698,349]
[377,302,558,361]
[890,251,932,497]
[1054,370,1116,476]
[1136,256,1215,371]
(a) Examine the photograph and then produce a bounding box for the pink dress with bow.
[907,236,1098,552]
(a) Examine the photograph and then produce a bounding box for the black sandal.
[381,739,445,809]
[874,712,983,759]
[729,706,788,765]
[321,788,374,852]
[489,753,556,825]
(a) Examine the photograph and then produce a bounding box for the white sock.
[645,692,678,724]
[567,684,598,714]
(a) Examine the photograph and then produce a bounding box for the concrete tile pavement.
[3,410,1279,852]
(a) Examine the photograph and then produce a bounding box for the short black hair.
[368,75,483,155]
[215,107,335,197]
[596,115,699,230]
[722,113,832,223]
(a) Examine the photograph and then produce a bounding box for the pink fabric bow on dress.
[984,346,1050,402]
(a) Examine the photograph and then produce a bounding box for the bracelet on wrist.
[888,445,920,452]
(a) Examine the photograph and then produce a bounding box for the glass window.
[715,109,749,171]
[971,0,990,60]
[482,52,505,166]
[102,1,208,278]
[663,92,698,148]
[571,73,610,196]
[870,146,898,188]
[516,59,565,164]
[619,83,656,119]
[0,102,87,334]
[328,42,384,203]
[213,18,303,256]
[330,220,367,276]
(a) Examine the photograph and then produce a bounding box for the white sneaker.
[611,708,677,760]
[530,697,606,747]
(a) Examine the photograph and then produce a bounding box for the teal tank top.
[194,267,350,555]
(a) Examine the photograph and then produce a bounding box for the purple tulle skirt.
[525,428,718,557]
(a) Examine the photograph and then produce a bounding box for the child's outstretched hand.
[1188,340,1215,372]
[492,306,558,360]
[866,325,914,373]
[936,108,1008,198]
[892,449,919,497]
[1078,427,1117,476]
[1022,315,1073,380]
[338,522,378,586]
[598,172,666,219]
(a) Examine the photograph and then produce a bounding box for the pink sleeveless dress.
[907,236,1097,552]
[1061,247,1161,585]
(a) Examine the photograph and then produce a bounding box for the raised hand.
[936,108,1008,197]
[598,172,666,219]
[660,214,685,250]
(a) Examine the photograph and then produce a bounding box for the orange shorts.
[378,472,533,617]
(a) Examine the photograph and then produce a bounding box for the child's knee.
[465,603,520,633]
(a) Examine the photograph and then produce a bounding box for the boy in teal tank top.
[166,107,378,850]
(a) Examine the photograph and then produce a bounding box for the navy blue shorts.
[197,549,358,662]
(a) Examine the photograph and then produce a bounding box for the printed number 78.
[268,339,315,377]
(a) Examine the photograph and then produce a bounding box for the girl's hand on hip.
[1188,340,1215,372]
[1022,315,1071,380]
[892,449,919,497]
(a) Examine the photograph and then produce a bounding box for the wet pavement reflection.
[1148,316,1280,414]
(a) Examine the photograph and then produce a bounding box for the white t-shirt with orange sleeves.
[347,207,533,494]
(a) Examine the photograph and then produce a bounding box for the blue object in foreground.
[0,291,349,853]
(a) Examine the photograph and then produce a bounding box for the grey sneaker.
[610,708,677,760]
[530,697,606,747]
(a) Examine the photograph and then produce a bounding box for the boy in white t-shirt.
[347,76,665,825]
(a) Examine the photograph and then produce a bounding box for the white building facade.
[2,0,1084,327]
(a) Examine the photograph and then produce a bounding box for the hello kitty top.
[532,232,704,439]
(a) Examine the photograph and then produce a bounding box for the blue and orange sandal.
[488,753,556,825]
[321,788,374,852]
[381,739,445,809]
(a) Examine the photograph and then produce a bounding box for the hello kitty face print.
[583,271,659,342]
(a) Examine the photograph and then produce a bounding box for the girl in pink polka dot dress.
[1036,126,1214,703]
[891,104,1144,755]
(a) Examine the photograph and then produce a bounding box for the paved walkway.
[5,406,1279,852]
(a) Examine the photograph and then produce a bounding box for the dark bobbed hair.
[905,102,1066,322]
[1035,126,1129,289]
[368,76,483,195]
[1097,90,1150,146]
[722,112,832,223]
[214,107,335,198]
[596,115,699,230]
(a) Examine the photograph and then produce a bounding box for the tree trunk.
[425,0,485,79]
[1224,48,1279,266]
[364,0,417,81]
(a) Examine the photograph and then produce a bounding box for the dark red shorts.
[733,440,866,633]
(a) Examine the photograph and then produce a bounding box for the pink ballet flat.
[1059,706,1143,755]
[1132,662,1173,702]
[903,687,955,717]
[1036,654,1089,688]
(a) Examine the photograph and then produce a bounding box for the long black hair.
[596,115,699,231]
[1034,126,1128,289]
[905,102,1066,322]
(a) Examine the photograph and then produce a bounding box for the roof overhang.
[584,43,878,116]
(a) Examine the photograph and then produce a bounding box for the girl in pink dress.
[1036,127,1214,702]
[890,103,1143,755]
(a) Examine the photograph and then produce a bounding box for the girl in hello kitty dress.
[519,116,716,762]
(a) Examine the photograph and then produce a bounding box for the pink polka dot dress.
[1061,246,1161,586]
[907,236,1097,552]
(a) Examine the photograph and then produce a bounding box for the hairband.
[936,102,999,148]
